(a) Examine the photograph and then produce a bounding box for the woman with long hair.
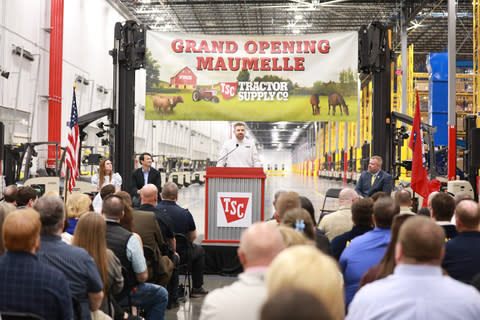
[92,159,122,192]
[72,212,124,319]
[92,159,122,212]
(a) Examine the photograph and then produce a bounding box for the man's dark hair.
[299,196,315,225]
[16,186,38,207]
[139,152,152,164]
[102,194,125,220]
[33,195,65,235]
[373,197,399,228]
[394,189,411,206]
[3,185,18,203]
[100,184,116,200]
[352,198,374,226]
[431,192,455,221]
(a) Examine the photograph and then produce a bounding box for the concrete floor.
[165,173,347,320]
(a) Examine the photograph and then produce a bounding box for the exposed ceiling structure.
[119,0,474,150]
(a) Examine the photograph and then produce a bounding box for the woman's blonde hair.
[277,226,314,248]
[72,212,108,292]
[66,193,92,218]
[266,245,345,320]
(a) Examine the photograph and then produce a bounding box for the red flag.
[408,91,430,201]
[65,86,80,193]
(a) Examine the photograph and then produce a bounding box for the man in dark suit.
[355,156,393,198]
[130,152,162,206]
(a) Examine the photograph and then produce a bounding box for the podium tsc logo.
[220,197,250,223]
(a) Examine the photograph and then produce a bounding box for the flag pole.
[64,166,70,203]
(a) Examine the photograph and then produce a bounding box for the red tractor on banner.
[192,88,220,103]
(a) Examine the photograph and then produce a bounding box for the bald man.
[200,223,285,320]
[319,188,359,241]
[442,200,480,283]
[348,216,480,319]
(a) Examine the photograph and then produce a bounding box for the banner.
[146,32,358,121]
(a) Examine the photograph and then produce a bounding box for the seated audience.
[16,186,38,208]
[430,192,457,241]
[261,288,334,320]
[454,191,473,205]
[200,223,285,320]
[73,211,124,319]
[65,193,92,234]
[347,216,480,319]
[0,208,73,320]
[340,197,399,306]
[117,191,173,295]
[442,200,480,283]
[370,191,388,202]
[156,182,208,298]
[34,195,104,320]
[102,194,168,320]
[394,189,414,215]
[318,188,358,240]
[265,191,301,226]
[330,198,373,260]
[359,214,414,288]
[266,245,344,320]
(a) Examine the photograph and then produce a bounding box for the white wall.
[0,0,231,167]
[261,150,292,171]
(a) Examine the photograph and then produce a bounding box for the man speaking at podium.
[217,122,262,168]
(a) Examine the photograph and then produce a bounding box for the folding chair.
[318,188,342,224]
[174,233,193,301]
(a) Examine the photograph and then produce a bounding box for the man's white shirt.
[217,137,262,168]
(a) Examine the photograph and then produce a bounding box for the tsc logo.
[220,197,249,223]
[219,82,238,100]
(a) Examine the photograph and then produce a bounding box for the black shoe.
[191,287,209,297]
[167,301,179,309]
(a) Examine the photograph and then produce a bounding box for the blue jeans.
[129,282,168,320]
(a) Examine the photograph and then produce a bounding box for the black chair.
[318,188,342,224]
[0,312,44,320]
[174,233,192,300]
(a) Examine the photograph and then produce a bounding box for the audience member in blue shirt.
[340,197,399,306]
[347,216,480,320]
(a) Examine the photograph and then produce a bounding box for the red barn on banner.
[170,67,197,89]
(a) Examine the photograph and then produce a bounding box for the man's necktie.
[371,174,375,186]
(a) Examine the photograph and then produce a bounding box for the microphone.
[218,144,239,167]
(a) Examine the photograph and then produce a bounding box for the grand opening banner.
[146,31,358,121]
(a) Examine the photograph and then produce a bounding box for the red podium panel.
[204,167,266,243]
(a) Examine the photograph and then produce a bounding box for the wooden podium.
[203,167,266,244]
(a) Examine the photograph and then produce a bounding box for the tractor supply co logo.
[216,192,252,228]
[219,81,289,101]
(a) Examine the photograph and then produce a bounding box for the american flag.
[65,86,80,193]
